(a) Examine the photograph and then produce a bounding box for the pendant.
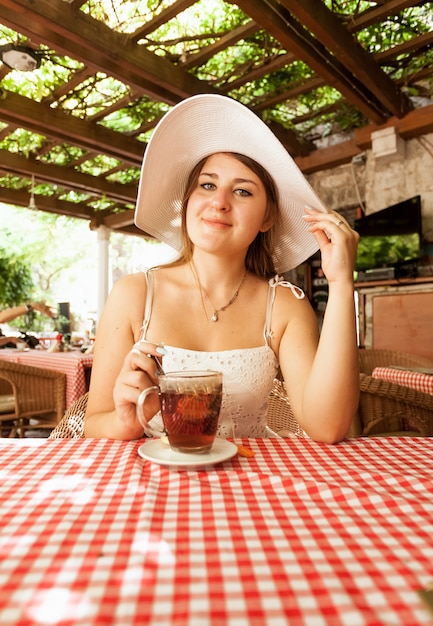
[211,311,218,322]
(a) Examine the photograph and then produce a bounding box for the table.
[0,349,93,408]
[373,366,433,395]
[0,436,432,625]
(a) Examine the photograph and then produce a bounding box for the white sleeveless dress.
[140,269,304,438]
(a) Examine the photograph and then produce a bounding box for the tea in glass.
[159,371,223,453]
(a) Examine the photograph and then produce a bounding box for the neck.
[190,253,247,291]
[189,259,247,323]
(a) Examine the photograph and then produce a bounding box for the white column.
[97,225,111,325]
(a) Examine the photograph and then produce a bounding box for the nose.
[210,187,231,211]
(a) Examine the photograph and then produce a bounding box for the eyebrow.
[199,171,259,187]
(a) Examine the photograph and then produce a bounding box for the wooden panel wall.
[372,291,433,359]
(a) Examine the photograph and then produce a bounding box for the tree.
[0,243,37,331]
[0,246,34,307]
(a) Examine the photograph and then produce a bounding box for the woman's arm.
[0,336,18,347]
[84,273,161,440]
[279,208,360,443]
[0,302,53,324]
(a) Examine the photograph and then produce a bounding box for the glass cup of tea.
[136,370,223,453]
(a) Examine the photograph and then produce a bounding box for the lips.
[202,217,231,229]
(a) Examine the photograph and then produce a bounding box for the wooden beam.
[234,0,388,124]
[182,21,260,69]
[348,0,425,31]
[279,0,412,118]
[297,103,433,173]
[0,187,97,220]
[129,0,198,41]
[219,52,295,93]
[354,102,433,148]
[295,140,363,174]
[0,0,212,104]
[0,91,144,166]
[0,150,138,203]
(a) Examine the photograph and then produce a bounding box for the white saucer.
[138,438,238,469]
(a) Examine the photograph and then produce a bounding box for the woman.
[0,301,54,348]
[85,94,359,442]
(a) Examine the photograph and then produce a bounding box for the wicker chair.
[0,360,66,437]
[358,349,433,376]
[358,349,433,436]
[49,392,88,439]
[51,355,433,441]
[266,378,306,437]
[55,387,307,440]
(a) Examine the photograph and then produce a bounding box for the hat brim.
[134,94,327,273]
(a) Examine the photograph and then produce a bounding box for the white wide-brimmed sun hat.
[134,94,328,273]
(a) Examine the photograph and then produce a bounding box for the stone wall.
[308,130,433,246]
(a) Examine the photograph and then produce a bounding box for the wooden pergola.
[0,0,432,239]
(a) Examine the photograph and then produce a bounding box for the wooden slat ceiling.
[0,0,432,237]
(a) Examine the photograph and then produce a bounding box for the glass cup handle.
[136,386,164,438]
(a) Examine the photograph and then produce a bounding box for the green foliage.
[0,0,431,218]
[100,98,170,133]
[56,73,129,119]
[106,167,141,184]
[358,5,433,53]
[0,128,45,157]
[1,48,81,100]
[0,247,34,307]
[41,143,86,166]
[147,0,248,58]
[77,154,121,176]
[197,33,285,85]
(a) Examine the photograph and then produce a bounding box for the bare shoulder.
[111,271,147,294]
[274,280,312,310]
[270,280,317,344]
[102,272,148,330]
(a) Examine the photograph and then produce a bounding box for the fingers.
[128,340,167,380]
[135,339,167,356]
[304,206,348,233]
[34,302,56,318]
[303,206,358,243]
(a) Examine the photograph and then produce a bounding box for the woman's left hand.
[303,206,359,283]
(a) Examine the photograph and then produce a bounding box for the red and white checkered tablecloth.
[0,436,432,626]
[0,349,93,407]
[372,366,433,395]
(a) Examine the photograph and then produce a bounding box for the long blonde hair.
[167,152,281,279]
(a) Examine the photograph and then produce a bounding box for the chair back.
[358,349,433,436]
[359,349,433,376]
[266,379,305,437]
[0,360,66,437]
[49,392,88,439]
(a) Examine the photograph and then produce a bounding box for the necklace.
[190,262,247,322]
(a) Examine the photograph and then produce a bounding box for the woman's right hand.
[112,341,164,436]
[33,302,56,318]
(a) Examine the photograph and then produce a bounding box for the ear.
[259,218,273,233]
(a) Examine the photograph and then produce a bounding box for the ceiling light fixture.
[28,175,37,210]
[0,44,41,72]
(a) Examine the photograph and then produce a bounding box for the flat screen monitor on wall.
[354,195,422,273]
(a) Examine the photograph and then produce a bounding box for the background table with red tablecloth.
[372,366,433,395]
[0,349,93,408]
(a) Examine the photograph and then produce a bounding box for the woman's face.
[186,153,272,256]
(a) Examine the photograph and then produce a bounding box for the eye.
[235,188,253,197]
[200,182,215,190]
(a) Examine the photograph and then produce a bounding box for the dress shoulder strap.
[264,274,305,345]
[139,267,157,341]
